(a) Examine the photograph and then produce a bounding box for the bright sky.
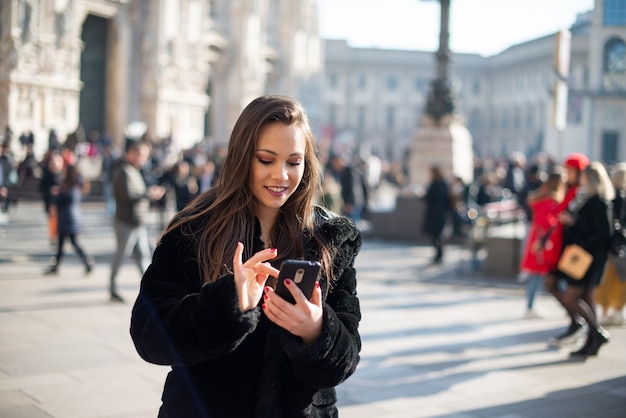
[317,0,595,57]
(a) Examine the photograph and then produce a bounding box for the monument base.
[408,114,474,187]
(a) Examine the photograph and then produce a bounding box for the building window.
[468,109,482,131]
[601,131,619,164]
[358,74,367,89]
[387,76,397,90]
[604,38,626,73]
[472,79,481,95]
[386,106,395,129]
[603,38,626,90]
[328,73,337,88]
[328,104,337,127]
[604,0,626,26]
[415,77,426,91]
[526,106,534,129]
[357,105,367,128]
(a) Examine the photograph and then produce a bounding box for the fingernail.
[262,303,267,310]
[269,248,277,252]
[284,279,291,285]
[264,286,272,293]
[315,282,321,288]
[263,294,268,300]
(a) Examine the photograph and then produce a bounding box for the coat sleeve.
[577,198,611,255]
[130,230,261,367]
[279,217,362,388]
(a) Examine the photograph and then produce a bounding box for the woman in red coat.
[519,170,565,317]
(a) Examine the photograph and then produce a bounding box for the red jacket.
[520,185,578,274]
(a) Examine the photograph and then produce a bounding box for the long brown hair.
[163,95,331,284]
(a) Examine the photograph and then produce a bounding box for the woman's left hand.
[263,281,323,346]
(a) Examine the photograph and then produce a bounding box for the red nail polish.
[262,303,266,310]
[284,279,291,285]
[270,248,278,252]
[315,282,321,288]
[263,294,268,300]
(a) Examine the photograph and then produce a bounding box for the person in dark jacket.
[130,95,362,418]
[422,165,451,264]
[38,150,64,245]
[43,164,94,275]
[553,161,614,357]
[109,140,166,302]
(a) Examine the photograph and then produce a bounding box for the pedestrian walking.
[130,95,362,417]
[43,164,94,275]
[0,143,17,213]
[38,150,64,246]
[552,162,614,357]
[518,169,565,318]
[109,140,165,302]
[422,165,451,264]
[543,153,590,344]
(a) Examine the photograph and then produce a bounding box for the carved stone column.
[105,10,130,149]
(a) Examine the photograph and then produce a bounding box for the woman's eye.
[257,158,272,165]
[288,160,303,167]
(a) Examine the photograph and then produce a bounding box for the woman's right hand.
[232,243,279,312]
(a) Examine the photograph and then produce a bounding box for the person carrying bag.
[552,162,614,357]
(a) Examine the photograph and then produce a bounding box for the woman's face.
[565,167,579,186]
[250,122,306,218]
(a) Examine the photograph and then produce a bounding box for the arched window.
[603,38,626,90]
[604,38,626,73]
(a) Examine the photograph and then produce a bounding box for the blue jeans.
[526,274,545,310]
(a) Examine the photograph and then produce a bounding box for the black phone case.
[274,260,321,304]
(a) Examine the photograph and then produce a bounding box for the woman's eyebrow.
[256,148,303,157]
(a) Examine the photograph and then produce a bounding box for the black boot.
[570,327,610,357]
[584,327,610,356]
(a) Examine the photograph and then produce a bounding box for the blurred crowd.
[1,124,624,334]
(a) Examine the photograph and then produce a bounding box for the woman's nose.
[271,164,289,180]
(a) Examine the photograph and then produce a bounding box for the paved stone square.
[0,202,624,417]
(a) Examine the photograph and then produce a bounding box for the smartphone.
[274,260,321,304]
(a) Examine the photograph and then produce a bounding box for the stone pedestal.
[409,114,474,187]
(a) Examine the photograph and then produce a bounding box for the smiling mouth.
[266,186,288,193]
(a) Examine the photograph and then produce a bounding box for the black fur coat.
[130,207,362,417]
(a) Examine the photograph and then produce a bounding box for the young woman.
[518,169,565,318]
[43,164,94,275]
[544,153,589,344]
[130,95,362,417]
[553,162,614,356]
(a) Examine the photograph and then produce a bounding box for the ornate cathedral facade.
[0,0,322,156]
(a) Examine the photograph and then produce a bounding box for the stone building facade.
[0,0,322,158]
[322,0,626,173]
